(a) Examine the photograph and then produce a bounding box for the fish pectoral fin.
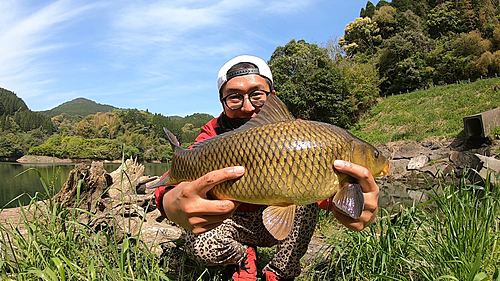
[148,174,170,189]
[333,183,365,219]
[262,205,296,240]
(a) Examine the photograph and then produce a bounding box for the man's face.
[221,74,275,120]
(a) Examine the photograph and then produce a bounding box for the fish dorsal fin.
[333,183,365,219]
[238,95,296,130]
[163,127,185,154]
[262,204,296,240]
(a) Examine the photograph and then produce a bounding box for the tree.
[360,1,376,18]
[269,39,352,127]
[426,2,462,38]
[339,17,382,56]
[396,10,424,34]
[378,31,433,94]
[373,5,398,39]
[391,0,430,18]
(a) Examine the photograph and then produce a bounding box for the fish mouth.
[375,162,391,178]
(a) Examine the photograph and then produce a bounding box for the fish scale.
[158,95,390,240]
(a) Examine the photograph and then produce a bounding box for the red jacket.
[155,115,331,218]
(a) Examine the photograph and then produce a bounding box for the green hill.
[0,87,29,115]
[0,87,54,134]
[351,78,500,145]
[39,98,118,117]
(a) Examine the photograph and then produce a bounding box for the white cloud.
[0,0,103,97]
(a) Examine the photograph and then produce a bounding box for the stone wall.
[375,137,500,208]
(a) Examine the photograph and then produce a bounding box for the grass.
[0,164,175,280]
[303,170,500,281]
[350,78,500,145]
[1,168,499,280]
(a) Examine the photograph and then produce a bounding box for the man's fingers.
[334,160,377,193]
[189,166,245,196]
[185,199,241,217]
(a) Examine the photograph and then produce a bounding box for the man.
[155,55,380,280]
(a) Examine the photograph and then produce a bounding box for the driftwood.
[1,159,182,255]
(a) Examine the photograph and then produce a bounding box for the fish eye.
[374,149,379,158]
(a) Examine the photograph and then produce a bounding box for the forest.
[0,88,213,161]
[1,0,500,161]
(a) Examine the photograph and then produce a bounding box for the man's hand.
[332,160,380,231]
[162,166,245,234]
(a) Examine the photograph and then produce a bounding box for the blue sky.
[0,0,375,117]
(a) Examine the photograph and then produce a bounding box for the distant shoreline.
[6,155,164,164]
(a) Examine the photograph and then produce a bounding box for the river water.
[0,162,169,208]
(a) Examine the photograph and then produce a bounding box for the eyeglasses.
[221,90,271,110]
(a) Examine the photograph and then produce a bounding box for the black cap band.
[226,68,260,81]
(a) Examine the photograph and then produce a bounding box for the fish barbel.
[156,95,390,240]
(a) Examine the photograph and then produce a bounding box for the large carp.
[157,95,390,240]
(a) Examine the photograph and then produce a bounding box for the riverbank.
[14,155,165,164]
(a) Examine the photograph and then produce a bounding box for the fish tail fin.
[163,127,183,152]
[333,183,365,219]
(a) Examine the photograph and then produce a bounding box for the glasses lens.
[224,93,244,110]
[249,90,268,107]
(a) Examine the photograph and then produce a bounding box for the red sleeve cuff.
[318,198,331,210]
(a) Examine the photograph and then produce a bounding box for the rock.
[389,159,409,180]
[474,154,500,182]
[407,155,429,170]
[475,154,500,172]
[392,141,422,159]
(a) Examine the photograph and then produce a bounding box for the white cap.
[217,55,273,91]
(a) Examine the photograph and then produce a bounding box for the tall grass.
[304,170,500,281]
[0,165,174,281]
[1,167,499,280]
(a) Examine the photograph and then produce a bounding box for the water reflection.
[0,162,169,208]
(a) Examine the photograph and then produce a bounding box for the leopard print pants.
[183,203,320,279]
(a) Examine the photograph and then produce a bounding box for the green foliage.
[360,1,376,18]
[413,171,500,280]
[27,108,213,161]
[334,57,381,122]
[378,30,433,94]
[491,126,500,139]
[0,89,214,161]
[269,39,353,127]
[0,88,55,134]
[339,17,382,57]
[373,5,398,39]
[345,0,500,96]
[426,1,463,38]
[0,166,176,280]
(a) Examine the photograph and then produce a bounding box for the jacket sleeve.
[194,118,219,143]
[317,199,331,210]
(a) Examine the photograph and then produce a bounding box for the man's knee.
[186,236,247,266]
